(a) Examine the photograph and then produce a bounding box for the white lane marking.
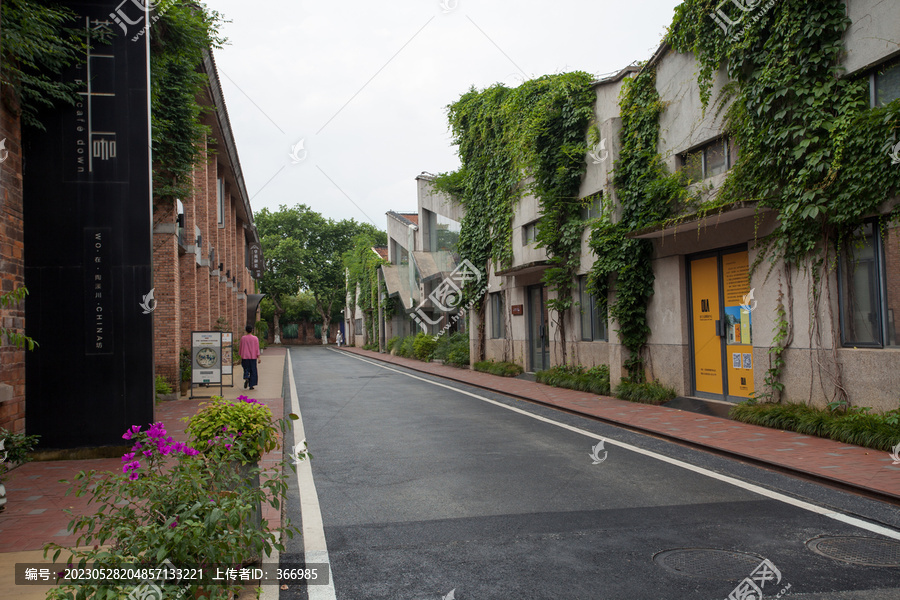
[288,349,338,600]
[335,350,900,541]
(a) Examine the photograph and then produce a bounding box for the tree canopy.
[254,204,382,343]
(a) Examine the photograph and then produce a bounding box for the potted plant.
[0,428,41,512]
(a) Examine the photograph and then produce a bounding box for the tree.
[342,231,388,347]
[255,204,381,345]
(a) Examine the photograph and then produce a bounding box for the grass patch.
[730,401,900,451]
[614,380,676,405]
[473,360,523,377]
[535,364,610,395]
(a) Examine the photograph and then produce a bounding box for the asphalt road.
[278,346,900,600]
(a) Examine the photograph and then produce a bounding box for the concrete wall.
[843,0,900,75]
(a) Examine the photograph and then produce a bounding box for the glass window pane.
[592,296,607,341]
[580,277,592,340]
[705,138,727,177]
[682,151,703,182]
[840,223,880,345]
[876,62,900,107]
[885,223,899,347]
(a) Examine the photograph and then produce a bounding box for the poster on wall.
[723,252,754,398]
[192,331,222,384]
[222,332,233,376]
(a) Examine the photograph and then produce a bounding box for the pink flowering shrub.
[184,395,285,464]
[44,418,299,600]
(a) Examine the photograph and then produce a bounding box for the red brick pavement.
[0,393,285,554]
[340,347,900,502]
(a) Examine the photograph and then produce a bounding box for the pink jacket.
[239,334,260,360]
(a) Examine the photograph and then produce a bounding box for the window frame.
[523,221,540,245]
[217,177,225,228]
[680,137,732,181]
[580,194,603,221]
[579,276,607,342]
[870,58,900,108]
[837,219,897,348]
[490,292,505,339]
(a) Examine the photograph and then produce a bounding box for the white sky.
[206,0,684,230]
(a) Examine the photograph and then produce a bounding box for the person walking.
[239,324,261,390]
[335,330,344,347]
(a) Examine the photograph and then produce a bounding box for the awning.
[630,201,770,240]
[381,264,402,298]
[495,260,551,277]
[412,251,445,282]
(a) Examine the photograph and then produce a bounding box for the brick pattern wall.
[152,197,181,386]
[0,99,26,434]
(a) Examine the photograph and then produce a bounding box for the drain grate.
[653,548,766,580]
[807,536,900,567]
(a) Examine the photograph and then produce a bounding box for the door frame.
[686,244,749,402]
[527,284,549,372]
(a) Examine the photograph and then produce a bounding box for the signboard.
[192,331,222,384]
[222,332,233,376]
[723,251,753,398]
[24,0,154,448]
[511,304,524,316]
[249,242,265,279]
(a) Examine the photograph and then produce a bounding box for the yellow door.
[690,250,754,400]
[690,256,722,395]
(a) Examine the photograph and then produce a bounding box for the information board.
[192,331,222,384]
[222,332,233,376]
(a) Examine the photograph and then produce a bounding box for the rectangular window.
[579,276,607,341]
[681,137,732,182]
[580,194,603,221]
[490,292,505,339]
[355,319,363,336]
[872,60,900,107]
[839,221,900,347]
[523,221,540,245]
[217,177,225,227]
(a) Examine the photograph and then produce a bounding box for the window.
[871,60,900,107]
[523,221,540,245]
[838,221,899,347]
[355,319,363,336]
[490,292,505,339]
[681,137,731,181]
[580,276,607,341]
[217,177,225,227]
[580,194,603,221]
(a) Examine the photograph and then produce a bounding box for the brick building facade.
[0,93,26,434]
[151,50,261,387]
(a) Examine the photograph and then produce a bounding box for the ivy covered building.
[451,0,899,412]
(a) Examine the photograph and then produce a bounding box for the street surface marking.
[336,350,900,542]
[288,349,338,600]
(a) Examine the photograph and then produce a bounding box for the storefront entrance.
[688,247,755,401]
[528,285,549,372]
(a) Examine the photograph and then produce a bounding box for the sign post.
[190,331,223,399]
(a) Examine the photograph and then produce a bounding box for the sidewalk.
[0,347,287,599]
[339,346,900,503]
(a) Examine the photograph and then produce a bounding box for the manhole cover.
[653,548,766,579]
[807,536,900,567]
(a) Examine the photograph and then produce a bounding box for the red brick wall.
[152,198,181,386]
[0,98,26,434]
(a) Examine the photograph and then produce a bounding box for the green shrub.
[397,335,416,358]
[386,336,400,353]
[363,342,379,351]
[155,375,173,400]
[614,380,676,405]
[179,348,192,383]
[536,364,610,395]
[474,360,523,377]
[434,331,469,367]
[412,333,437,361]
[730,401,900,451]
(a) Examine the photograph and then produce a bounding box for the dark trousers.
[241,358,259,388]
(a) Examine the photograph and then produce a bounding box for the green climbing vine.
[667,0,900,403]
[436,73,596,362]
[588,68,690,381]
[150,3,225,200]
[343,232,388,347]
